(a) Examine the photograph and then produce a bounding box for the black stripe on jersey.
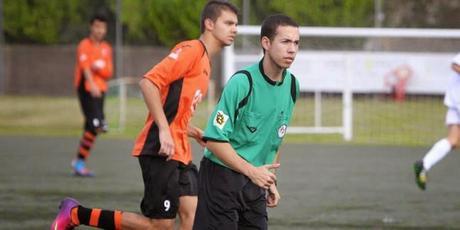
[202,136,229,143]
[197,39,207,58]
[290,74,297,103]
[140,78,184,156]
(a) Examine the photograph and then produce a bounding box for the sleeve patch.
[213,110,229,130]
[79,54,87,62]
[168,48,182,60]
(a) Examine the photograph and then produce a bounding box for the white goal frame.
[223,26,460,141]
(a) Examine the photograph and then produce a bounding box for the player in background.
[51,1,238,229]
[193,14,300,229]
[72,14,113,177]
[384,64,413,102]
[414,53,460,190]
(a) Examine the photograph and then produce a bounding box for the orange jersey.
[74,38,113,92]
[132,40,211,164]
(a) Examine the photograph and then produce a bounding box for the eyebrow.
[281,37,299,43]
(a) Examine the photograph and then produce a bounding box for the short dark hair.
[260,14,298,41]
[90,14,108,24]
[200,0,239,33]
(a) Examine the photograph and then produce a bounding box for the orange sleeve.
[77,41,91,71]
[144,42,200,90]
[96,44,113,79]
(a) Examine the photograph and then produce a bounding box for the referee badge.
[278,124,287,138]
[213,110,229,130]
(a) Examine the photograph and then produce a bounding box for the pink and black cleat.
[50,197,80,230]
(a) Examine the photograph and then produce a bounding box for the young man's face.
[90,19,107,42]
[209,10,238,47]
[263,25,299,69]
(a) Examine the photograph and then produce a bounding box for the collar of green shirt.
[258,58,287,86]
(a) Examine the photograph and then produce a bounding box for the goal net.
[224,26,460,145]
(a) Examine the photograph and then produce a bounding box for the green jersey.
[203,59,299,167]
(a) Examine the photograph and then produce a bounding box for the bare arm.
[273,151,281,174]
[83,68,101,97]
[139,78,174,160]
[206,141,279,189]
[188,124,205,147]
[267,150,281,208]
[452,63,460,74]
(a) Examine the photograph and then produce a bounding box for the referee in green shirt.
[193,14,300,229]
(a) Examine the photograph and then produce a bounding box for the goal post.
[223,26,460,141]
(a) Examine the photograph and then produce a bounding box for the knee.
[447,137,459,149]
[147,219,174,230]
[180,209,195,220]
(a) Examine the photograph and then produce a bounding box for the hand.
[91,59,106,71]
[267,183,280,208]
[159,127,175,160]
[90,84,101,98]
[189,126,205,147]
[247,163,280,190]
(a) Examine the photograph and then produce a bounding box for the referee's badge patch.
[213,110,229,130]
[278,124,287,138]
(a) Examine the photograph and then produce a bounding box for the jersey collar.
[197,39,211,67]
[258,58,286,86]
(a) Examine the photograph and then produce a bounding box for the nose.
[287,43,297,53]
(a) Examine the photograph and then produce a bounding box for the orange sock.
[77,130,97,159]
[73,205,122,230]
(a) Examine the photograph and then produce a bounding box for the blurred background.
[1,0,460,145]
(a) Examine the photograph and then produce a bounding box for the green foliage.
[144,0,205,47]
[248,0,374,27]
[3,0,65,43]
[3,0,113,44]
[1,0,381,45]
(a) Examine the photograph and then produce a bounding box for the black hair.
[200,0,239,33]
[260,14,298,41]
[90,14,108,24]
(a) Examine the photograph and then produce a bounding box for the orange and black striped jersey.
[132,39,211,164]
[74,38,113,92]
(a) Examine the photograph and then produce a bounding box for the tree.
[117,0,206,47]
[3,0,113,44]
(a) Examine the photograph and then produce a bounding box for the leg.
[74,89,99,176]
[178,196,197,230]
[178,163,199,230]
[193,158,245,230]
[94,93,108,133]
[72,206,174,230]
[120,212,159,230]
[123,215,174,230]
[446,124,460,148]
[238,182,268,230]
[422,108,460,171]
[414,109,460,190]
[50,197,164,230]
[138,156,180,230]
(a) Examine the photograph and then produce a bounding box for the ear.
[261,36,271,51]
[204,18,214,32]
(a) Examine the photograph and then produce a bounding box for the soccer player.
[414,53,460,191]
[72,14,113,177]
[51,1,238,230]
[193,14,300,229]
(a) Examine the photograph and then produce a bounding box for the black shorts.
[77,86,107,132]
[138,155,198,219]
[193,157,267,230]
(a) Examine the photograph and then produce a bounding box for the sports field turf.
[1,136,460,229]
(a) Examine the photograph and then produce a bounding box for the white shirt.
[444,53,460,109]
